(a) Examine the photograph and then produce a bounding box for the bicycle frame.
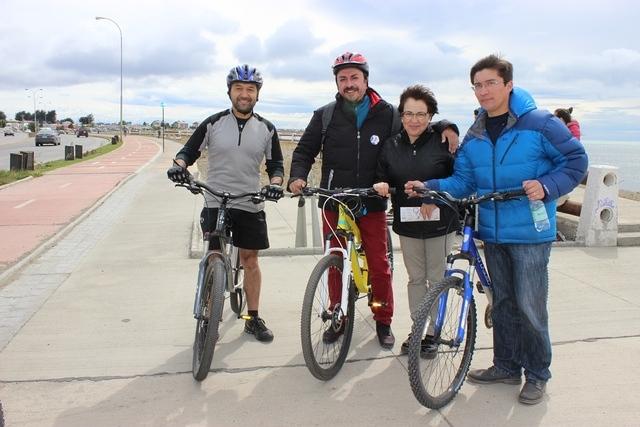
[321,203,369,320]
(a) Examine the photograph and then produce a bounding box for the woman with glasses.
[373,84,458,356]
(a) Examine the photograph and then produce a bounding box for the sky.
[1,0,639,142]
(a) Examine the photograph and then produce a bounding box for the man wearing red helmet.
[168,64,284,342]
[288,52,459,349]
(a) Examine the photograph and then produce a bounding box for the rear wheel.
[192,256,226,381]
[301,254,355,380]
[408,276,477,409]
[229,246,246,315]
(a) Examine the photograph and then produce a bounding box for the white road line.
[98,166,105,169]
[91,161,100,165]
[14,199,36,209]
[59,183,72,189]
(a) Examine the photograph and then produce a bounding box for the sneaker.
[322,323,345,344]
[376,322,395,349]
[518,379,546,405]
[244,316,274,342]
[400,334,438,359]
[467,366,522,385]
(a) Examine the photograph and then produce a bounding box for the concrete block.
[576,165,619,246]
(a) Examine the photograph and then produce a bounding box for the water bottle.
[530,199,550,232]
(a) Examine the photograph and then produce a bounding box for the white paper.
[400,206,440,222]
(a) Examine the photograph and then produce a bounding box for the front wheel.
[192,256,226,381]
[407,276,477,409]
[301,254,355,380]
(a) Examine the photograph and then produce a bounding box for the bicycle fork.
[321,243,352,323]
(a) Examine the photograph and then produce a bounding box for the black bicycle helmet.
[226,64,263,89]
[332,52,369,77]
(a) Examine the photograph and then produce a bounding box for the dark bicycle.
[176,178,278,381]
[407,188,526,408]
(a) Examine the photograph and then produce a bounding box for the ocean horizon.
[583,140,640,192]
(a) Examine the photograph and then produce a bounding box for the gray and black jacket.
[176,109,284,212]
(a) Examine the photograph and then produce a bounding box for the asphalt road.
[0,132,112,170]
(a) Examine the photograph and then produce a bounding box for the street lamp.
[25,88,43,133]
[160,101,165,152]
[95,16,123,143]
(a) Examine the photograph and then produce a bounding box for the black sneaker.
[518,379,546,405]
[322,323,345,344]
[400,334,438,359]
[244,316,274,342]
[467,365,521,385]
[376,322,395,349]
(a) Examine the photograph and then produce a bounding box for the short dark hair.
[398,84,438,115]
[470,54,513,84]
[554,107,573,124]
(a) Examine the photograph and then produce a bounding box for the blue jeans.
[484,242,552,382]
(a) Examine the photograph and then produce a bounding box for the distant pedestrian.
[554,107,581,140]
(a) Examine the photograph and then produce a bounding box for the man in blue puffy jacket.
[406,54,587,405]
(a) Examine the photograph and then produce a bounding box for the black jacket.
[289,88,456,213]
[376,127,457,238]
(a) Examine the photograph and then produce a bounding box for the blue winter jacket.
[426,87,588,244]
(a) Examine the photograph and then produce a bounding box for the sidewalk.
[0,142,639,426]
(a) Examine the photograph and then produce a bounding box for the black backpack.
[319,101,402,146]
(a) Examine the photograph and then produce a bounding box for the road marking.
[59,183,72,189]
[14,199,36,209]
[98,166,105,169]
[91,161,100,165]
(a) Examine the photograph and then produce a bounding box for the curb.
[0,175,34,191]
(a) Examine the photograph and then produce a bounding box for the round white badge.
[370,135,380,145]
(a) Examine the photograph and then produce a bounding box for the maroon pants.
[322,209,394,325]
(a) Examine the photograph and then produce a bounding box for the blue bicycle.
[407,188,526,409]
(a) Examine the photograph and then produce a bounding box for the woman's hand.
[420,203,438,220]
[404,180,425,198]
[373,182,390,197]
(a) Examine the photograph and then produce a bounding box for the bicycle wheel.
[301,254,356,380]
[407,276,477,409]
[386,226,394,274]
[229,247,246,315]
[192,256,226,381]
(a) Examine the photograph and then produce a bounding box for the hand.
[420,203,438,220]
[167,164,191,184]
[441,128,459,154]
[288,178,307,195]
[261,184,284,201]
[373,182,390,197]
[404,180,425,198]
[523,180,545,201]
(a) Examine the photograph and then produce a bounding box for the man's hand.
[167,161,191,184]
[404,180,425,198]
[523,179,545,201]
[373,182,390,197]
[441,128,459,154]
[261,184,284,201]
[288,178,307,195]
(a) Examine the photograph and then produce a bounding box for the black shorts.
[200,207,269,250]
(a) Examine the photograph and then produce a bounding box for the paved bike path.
[0,139,638,426]
[0,136,160,273]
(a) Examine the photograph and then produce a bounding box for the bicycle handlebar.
[175,179,273,203]
[297,187,380,198]
[415,187,527,209]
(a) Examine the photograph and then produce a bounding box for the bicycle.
[406,188,526,408]
[299,187,391,380]
[176,178,277,381]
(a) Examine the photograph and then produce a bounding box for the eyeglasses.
[471,79,504,91]
[401,111,430,121]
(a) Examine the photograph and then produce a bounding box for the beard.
[232,97,257,115]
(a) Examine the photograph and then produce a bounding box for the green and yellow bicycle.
[299,187,390,380]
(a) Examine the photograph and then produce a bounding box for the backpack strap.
[390,105,401,134]
[320,101,336,147]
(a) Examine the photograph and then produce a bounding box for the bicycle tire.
[192,256,226,381]
[229,247,246,315]
[407,276,477,409]
[301,254,356,380]
[386,226,394,275]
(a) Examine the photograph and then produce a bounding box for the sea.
[582,140,640,192]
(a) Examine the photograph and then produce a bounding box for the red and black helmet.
[332,51,369,77]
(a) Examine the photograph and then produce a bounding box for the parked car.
[76,128,89,137]
[35,128,61,146]
[3,128,15,136]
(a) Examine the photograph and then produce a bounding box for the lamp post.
[95,16,123,143]
[25,88,43,133]
[160,101,165,152]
